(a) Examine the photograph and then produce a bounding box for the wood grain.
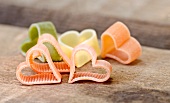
[0,0,170,49]
[0,24,170,103]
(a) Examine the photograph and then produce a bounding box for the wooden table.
[0,24,170,103]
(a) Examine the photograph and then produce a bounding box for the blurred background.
[0,0,170,49]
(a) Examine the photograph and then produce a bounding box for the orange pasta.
[101,22,142,64]
[16,34,71,85]
[68,44,112,83]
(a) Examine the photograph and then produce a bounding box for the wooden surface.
[0,24,170,103]
[0,0,170,49]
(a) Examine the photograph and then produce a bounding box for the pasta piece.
[101,22,142,64]
[16,34,71,85]
[20,21,62,62]
[68,44,112,83]
[58,29,100,67]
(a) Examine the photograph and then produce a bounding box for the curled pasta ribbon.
[68,44,112,83]
[16,34,71,85]
[58,29,100,67]
[101,22,142,64]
